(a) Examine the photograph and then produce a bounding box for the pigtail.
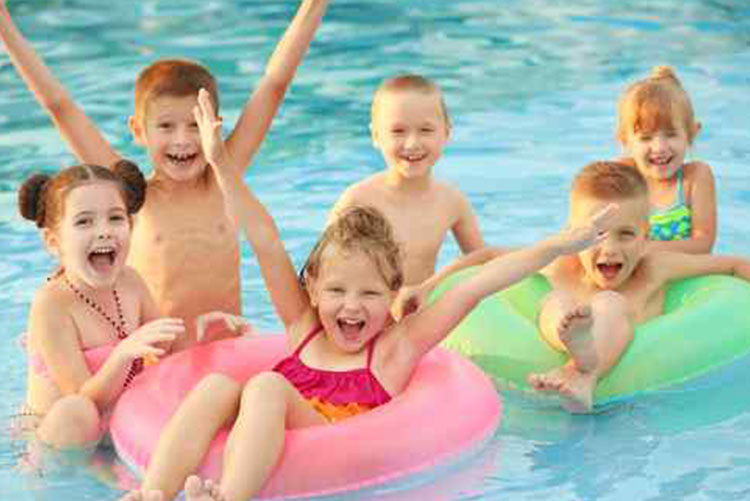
[18,173,52,228]
[112,159,147,214]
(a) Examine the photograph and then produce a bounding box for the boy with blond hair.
[1,0,329,350]
[331,74,484,287]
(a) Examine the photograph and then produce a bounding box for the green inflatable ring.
[435,268,750,404]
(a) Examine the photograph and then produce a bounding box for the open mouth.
[402,152,427,163]
[88,246,117,273]
[166,152,198,167]
[337,318,365,339]
[596,262,622,280]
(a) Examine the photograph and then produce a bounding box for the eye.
[620,229,636,239]
[326,286,345,294]
[391,128,405,135]
[157,122,172,130]
[420,127,435,134]
[74,217,92,227]
[363,290,381,297]
[110,214,127,223]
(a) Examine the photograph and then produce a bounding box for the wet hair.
[18,160,147,230]
[301,206,404,293]
[133,59,219,122]
[571,161,648,203]
[371,74,451,128]
[616,66,699,145]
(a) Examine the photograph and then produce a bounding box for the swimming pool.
[1,0,749,499]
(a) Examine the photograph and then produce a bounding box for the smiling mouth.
[596,262,622,280]
[337,318,365,338]
[89,247,117,272]
[166,152,198,166]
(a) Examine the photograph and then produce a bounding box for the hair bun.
[18,173,51,227]
[650,65,680,84]
[112,159,147,214]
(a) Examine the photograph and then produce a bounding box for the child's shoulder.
[31,279,73,320]
[683,160,715,180]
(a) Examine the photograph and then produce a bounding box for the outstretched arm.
[0,3,120,166]
[195,89,310,331]
[225,0,329,172]
[399,204,619,361]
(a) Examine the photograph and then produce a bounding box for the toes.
[184,476,204,497]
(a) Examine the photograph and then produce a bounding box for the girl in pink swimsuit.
[120,90,620,501]
[18,161,185,450]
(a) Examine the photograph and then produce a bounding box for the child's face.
[371,90,450,180]
[308,246,396,353]
[625,121,690,182]
[571,195,648,290]
[131,94,207,183]
[46,182,131,289]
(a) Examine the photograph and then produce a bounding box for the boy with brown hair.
[1,0,329,350]
[331,74,484,287]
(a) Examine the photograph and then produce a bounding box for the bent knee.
[197,373,242,398]
[242,371,290,398]
[591,290,627,312]
[39,394,101,447]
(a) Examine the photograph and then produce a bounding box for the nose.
[404,131,419,149]
[342,292,361,312]
[95,220,113,240]
[651,134,668,152]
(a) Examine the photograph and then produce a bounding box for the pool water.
[2,0,750,499]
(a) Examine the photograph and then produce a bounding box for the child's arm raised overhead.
[0,2,120,166]
[195,89,310,335]
[396,205,618,364]
[225,0,329,172]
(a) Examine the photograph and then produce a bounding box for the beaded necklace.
[62,274,143,387]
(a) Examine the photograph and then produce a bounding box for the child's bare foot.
[557,305,597,373]
[527,363,596,413]
[184,475,225,501]
[119,490,163,501]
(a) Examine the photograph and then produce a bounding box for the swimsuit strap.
[292,324,324,357]
[366,334,380,368]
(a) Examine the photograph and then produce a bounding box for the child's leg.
[212,371,325,501]
[125,373,242,501]
[36,394,102,449]
[529,291,633,412]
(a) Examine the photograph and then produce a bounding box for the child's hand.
[554,203,619,255]
[114,318,185,365]
[391,284,429,322]
[193,88,231,170]
[196,311,253,343]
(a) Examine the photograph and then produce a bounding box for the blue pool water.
[2,0,750,499]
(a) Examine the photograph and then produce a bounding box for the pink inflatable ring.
[110,335,501,499]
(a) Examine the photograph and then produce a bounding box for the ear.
[370,122,381,149]
[42,228,60,258]
[129,115,147,147]
[692,121,702,139]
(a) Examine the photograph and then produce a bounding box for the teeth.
[91,247,115,254]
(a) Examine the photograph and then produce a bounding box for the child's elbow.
[42,91,75,120]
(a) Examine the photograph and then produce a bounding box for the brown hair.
[302,206,403,292]
[133,59,219,122]
[616,66,699,145]
[371,74,451,128]
[18,160,146,230]
[571,161,648,202]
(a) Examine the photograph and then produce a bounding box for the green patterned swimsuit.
[648,169,692,241]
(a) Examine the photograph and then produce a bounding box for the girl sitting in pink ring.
[17,161,184,450]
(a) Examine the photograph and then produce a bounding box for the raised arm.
[647,162,716,254]
[0,3,120,166]
[195,89,310,330]
[225,0,329,172]
[398,204,618,362]
[654,250,750,283]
